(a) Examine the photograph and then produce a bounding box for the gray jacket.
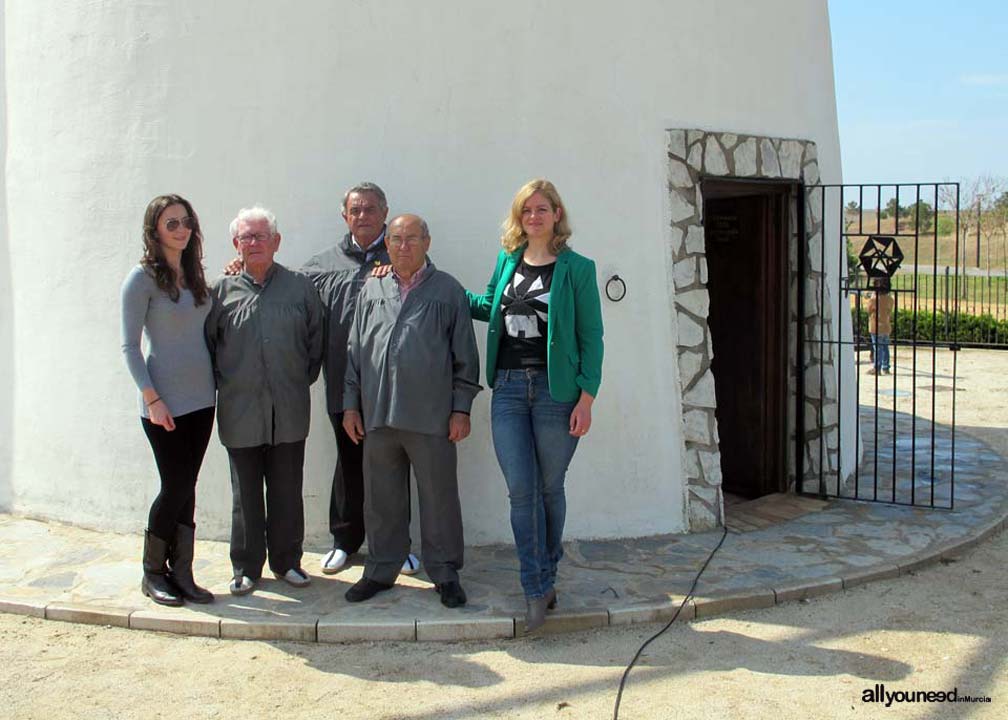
[205,263,325,448]
[301,232,390,415]
[344,263,482,436]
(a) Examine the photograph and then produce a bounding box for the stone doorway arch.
[667,129,838,531]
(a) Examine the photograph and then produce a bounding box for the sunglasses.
[164,216,195,232]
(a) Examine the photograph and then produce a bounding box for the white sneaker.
[321,548,349,574]
[229,575,255,596]
[400,553,421,576]
[274,567,311,588]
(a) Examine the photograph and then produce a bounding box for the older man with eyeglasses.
[206,206,324,596]
[342,214,481,608]
[223,183,423,581]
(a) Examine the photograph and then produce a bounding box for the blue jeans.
[491,369,579,599]
[871,333,890,371]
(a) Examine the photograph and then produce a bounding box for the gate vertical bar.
[910,186,920,505]
[819,186,827,495]
[836,185,845,498]
[796,186,807,496]
[929,187,939,507]
[951,183,960,509]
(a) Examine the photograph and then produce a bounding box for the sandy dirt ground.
[1,348,1005,720]
[1,529,1005,719]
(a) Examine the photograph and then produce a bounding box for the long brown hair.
[141,194,209,305]
[501,179,573,254]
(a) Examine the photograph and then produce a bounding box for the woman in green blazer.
[468,179,604,633]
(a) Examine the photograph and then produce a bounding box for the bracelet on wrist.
[145,396,162,407]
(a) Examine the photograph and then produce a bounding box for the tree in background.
[905,200,935,233]
[879,197,901,219]
[982,185,1008,287]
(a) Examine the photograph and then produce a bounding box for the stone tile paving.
[0,412,1004,641]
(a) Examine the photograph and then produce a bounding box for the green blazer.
[468,246,604,402]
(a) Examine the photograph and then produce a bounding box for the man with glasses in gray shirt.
[206,206,325,596]
[342,214,481,608]
[228,183,421,578]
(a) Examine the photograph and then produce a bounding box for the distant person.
[206,206,325,595]
[120,194,216,607]
[867,278,894,375]
[342,214,481,608]
[467,179,604,633]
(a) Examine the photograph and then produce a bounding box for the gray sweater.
[344,263,482,436]
[120,265,216,418]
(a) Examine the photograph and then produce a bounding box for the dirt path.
[2,524,1005,719]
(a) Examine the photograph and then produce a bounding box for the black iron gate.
[798,183,963,509]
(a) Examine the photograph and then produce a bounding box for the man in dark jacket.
[300,183,420,577]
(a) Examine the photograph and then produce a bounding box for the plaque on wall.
[707,213,740,243]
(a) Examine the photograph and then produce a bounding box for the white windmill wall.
[2,0,843,544]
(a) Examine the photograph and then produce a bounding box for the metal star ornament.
[858,235,904,279]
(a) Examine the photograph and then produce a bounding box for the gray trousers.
[363,427,463,585]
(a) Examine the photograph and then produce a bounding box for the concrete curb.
[2,517,1003,643]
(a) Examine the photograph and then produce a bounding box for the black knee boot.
[168,523,214,604]
[142,530,183,606]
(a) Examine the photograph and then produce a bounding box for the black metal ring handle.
[605,274,626,302]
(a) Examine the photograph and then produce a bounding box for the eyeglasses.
[164,217,194,232]
[236,232,272,245]
[387,236,425,248]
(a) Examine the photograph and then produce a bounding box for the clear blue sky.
[830,0,1007,184]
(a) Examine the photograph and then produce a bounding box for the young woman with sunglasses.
[120,194,217,606]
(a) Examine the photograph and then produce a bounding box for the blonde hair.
[501,179,572,254]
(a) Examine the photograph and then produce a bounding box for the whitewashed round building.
[0,0,856,544]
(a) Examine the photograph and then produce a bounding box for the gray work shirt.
[344,262,482,436]
[205,263,325,449]
[301,232,390,415]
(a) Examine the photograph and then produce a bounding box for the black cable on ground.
[612,525,730,720]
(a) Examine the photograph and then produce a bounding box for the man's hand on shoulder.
[223,256,243,276]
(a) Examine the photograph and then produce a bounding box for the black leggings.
[141,406,215,540]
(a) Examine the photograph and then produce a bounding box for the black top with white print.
[497,259,555,369]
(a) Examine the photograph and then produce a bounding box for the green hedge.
[852,307,1008,345]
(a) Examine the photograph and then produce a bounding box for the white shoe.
[229,575,255,596]
[321,548,349,574]
[274,567,311,588]
[400,553,421,576]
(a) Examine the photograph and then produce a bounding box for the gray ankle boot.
[524,596,549,634]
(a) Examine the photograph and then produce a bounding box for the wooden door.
[703,183,788,498]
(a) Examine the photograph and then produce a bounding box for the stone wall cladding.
[667,129,841,532]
